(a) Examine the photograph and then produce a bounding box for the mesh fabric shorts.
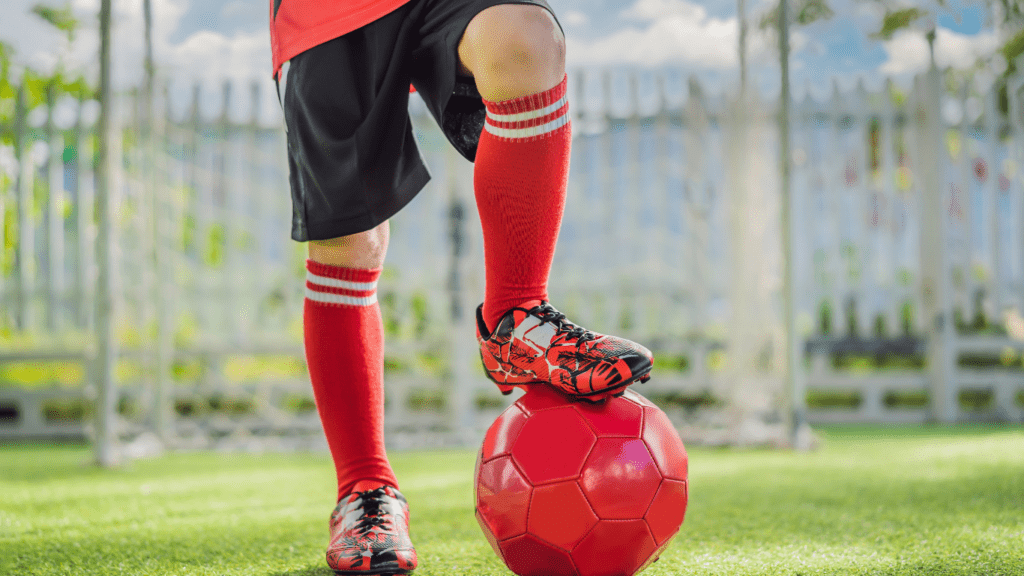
[279,0,559,241]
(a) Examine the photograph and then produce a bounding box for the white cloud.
[562,10,588,27]
[568,1,759,69]
[621,0,707,22]
[565,0,788,69]
[167,29,269,85]
[879,27,1000,75]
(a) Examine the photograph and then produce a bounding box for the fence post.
[45,83,66,333]
[1010,57,1024,318]
[919,65,958,423]
[14,83,35,331]
[94,0,120,466]
[151,83,176,444]
[446,144,477,444]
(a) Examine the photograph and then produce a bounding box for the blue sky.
[0,0,1005,102]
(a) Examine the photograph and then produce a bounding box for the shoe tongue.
[352,480,389,494]
[518,299,544,311]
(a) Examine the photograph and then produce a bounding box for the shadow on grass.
[264,567,334,576]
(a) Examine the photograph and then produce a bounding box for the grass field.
[2,425,1022,576]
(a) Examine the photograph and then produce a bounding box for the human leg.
[306,223,394,501]
[457,4,654,400]
[279,8,428,572]
[305,226,417,575]
[458,4,567,328]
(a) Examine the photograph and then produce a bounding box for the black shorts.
[279,0,559,241]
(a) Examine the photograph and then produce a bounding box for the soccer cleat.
[326,486,417,575]
[476,301,653,402]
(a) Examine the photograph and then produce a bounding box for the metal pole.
[738,0,748,95]
[94,0,119,467]
[143,0,154,97]
[779,0,808,448]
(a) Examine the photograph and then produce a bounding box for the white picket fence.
[1,63,1023,450]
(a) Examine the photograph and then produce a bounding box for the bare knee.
[307,221,389,269]
[458,4,565,102]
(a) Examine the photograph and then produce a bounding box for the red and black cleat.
[476,301,653,403]
[327,486,417,575]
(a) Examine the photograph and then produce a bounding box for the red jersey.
[270,0,413,77]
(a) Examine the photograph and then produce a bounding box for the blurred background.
[1,0,1022,464]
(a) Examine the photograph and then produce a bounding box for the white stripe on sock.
[307,271,378,292]
[484,113,569,139]
[305,287,377,307]
[486,95,568,122]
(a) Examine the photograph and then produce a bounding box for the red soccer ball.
[475,386,688,576]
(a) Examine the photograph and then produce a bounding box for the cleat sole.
[333,562,412,575]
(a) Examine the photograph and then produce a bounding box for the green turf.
[2,425,1022,576]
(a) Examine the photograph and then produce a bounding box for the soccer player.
[270,0,655,573]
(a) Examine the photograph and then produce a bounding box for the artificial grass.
[1,425,1022,576]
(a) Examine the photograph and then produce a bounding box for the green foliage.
[998,0,1024,28]
[474,393,506,410]
[818,300,833,335]
[30,2,79,42]
[1002,26,1024,75]
[0,361,84,386]
[958,389,994,411]
[648,390,719,411]
[207,223,230,267]
[760,0,835,29]
[900,301,914,335]
[807,389,862,408]
[406,388,446,412]
[873,7,929,40]
[883,390,929,408]
[280,393,316,414]
[0,3,93,122]
[652,353,689,373]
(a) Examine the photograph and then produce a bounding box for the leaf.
[872,7,927,40]
[759,0,835,29]
[1002,26,1024,74]
[796,0,834,25]
[30,3,79,41]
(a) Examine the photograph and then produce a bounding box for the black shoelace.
[530,303,596,343]
[352,488,393,535]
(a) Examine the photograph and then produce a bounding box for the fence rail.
[2,62,1024,450]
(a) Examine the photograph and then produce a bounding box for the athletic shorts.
[278,0,560,241]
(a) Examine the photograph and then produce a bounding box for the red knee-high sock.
[475,75,570,331]
[304,260,398,502]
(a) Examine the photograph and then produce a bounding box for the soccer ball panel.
[641,406,688,480]
[572,396,643,437]
[571,519,656,576]
[635,539,671,575]
[475,509,505,562]
[476,456,531,539]
[512,407,596,485]
[580,438,661,519]
[619,388,656,408]
[501,533,578,576]
[528,481,598,551]
[644,478,688,546]
[482,404,528,461]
